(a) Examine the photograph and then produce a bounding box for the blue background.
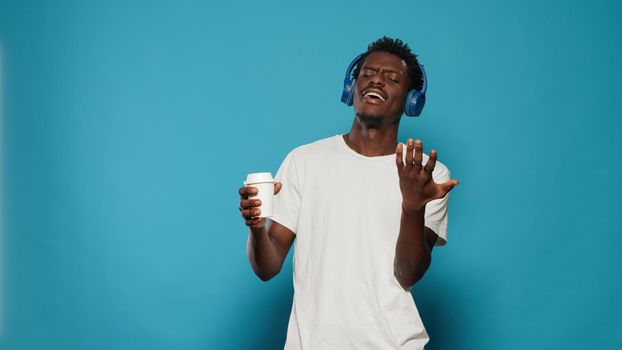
[1,0,621,349]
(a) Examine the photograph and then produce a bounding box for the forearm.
[246,223,285,281]
[393,208,432,290]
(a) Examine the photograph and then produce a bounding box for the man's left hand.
[396,139,459,214]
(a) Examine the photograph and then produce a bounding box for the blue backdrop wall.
[1,1,621,349]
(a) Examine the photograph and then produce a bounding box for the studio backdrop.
[0,1,620,349]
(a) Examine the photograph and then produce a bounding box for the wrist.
[249,223,267,236]
[401,202,425,217]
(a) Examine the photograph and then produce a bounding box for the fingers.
[245,217,264,228]
[395,144,404,169]
[240,202,263,229]
[274,182,282,195]
[241,207,262,219]
[240,195,261,215]
[239,187,262,225]
[238,185,265,229]
[405,139,414,166]
[413,140,423,170]
[239,186,258,199]
[424,149,437,173]
[240,198,261,209]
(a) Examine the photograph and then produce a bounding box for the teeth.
[364,91,386,101]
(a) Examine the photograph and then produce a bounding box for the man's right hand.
[239,181,295,281]
[238,182,282,229]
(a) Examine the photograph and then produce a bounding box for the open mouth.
[362,89,387,104]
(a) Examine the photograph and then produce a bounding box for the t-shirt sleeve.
[425,162,451,246]
[271,150,302,234]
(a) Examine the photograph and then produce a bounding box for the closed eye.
[386,73,400,83]
[361,68,378,77]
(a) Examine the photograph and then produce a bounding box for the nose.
[369,72,385,86]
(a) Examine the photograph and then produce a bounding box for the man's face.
[353,51,410,128]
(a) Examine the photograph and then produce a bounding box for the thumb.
[274,182,283,195]
[441,179,460,194]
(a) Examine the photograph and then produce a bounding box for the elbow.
[393,256,432,290]
[249,255,283,282]
[393,270,423,291]
[393,269,419,291]
[255,267,281,282]
[257,273,275,282]
[394,272,413,291]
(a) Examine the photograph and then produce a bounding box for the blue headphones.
[340,53,428,117]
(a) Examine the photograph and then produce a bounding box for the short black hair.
[352,36,424,91]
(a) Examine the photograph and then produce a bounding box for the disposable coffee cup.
[244,172,275,218]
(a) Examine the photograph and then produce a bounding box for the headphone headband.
[344,54,365,80]
[419,63,427,95]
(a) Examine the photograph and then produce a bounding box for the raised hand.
[396,139,459,213]
[238,182,282,229]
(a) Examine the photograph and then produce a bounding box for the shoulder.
[275,135,340,186]
[286,135,342,160]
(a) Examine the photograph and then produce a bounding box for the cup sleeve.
[424,162,451,246]
[271,151,302,234]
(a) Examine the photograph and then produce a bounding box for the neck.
[343,117,400,157]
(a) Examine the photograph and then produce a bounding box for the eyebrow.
[361,65,404,75]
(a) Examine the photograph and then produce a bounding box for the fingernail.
[255,200,261,205]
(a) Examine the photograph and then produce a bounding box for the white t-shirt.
[272,135,450,350]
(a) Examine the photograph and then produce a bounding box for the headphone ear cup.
[341,78,355,106]
[404,90,426,117]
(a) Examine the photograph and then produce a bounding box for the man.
[238,37,459,349]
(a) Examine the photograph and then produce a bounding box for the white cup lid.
[244,172,274,185]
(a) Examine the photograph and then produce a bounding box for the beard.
[356,112,401,129]
[356,113,384,129]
